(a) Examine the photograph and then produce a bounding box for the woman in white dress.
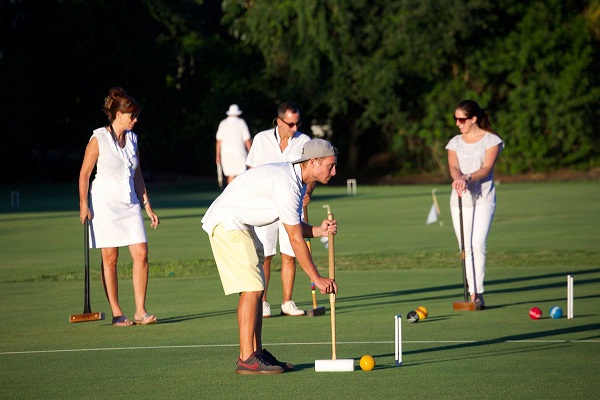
[446,100,504,308]
[79,87,159,326]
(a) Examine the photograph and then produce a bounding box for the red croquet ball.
[529,307,543,320]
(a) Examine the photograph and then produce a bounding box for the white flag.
[426,204,438,225]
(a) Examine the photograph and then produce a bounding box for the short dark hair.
[277,101,300,119]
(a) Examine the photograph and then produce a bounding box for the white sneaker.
[262,302,272,318]
[281,300,305,316]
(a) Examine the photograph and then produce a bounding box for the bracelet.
[143,200,151,207]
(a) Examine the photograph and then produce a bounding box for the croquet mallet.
[453,195,481,311]
[315,208,354,372]
[70,218,105,323]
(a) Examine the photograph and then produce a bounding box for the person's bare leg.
[129,242,155,322]
[254,295,263,351]
[101,247,132,325]
[261,255,273,303]
[238,291,262,360]
[280,253,296,303]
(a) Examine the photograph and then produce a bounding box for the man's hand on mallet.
[318,218,337,237]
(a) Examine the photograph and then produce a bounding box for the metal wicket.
[567,275,574,319]
[346,179,357,196]
[395,314,402,366]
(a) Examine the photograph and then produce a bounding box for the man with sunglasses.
[246,102,315,318]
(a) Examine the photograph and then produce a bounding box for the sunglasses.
[278,118,302,129]
[124,112,139,120]
[453,116,469,124]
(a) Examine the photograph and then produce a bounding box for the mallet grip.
[327,212,335,280]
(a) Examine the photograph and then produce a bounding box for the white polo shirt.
[246,127,311,167]
[201,162,305,233]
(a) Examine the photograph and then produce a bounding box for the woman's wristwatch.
[466,174,472,182]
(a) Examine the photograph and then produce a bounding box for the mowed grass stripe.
[2,339,599,356]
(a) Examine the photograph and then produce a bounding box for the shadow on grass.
[158,309,237,324]
[370,323,600,364]
[305,268,600,314]
[370,343,573,369]
[118,268,600,325]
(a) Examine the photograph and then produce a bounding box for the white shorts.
[220,149,248,176]
[254,220,294,258]
[207,224,265,295]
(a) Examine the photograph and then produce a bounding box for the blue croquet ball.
[550,306,563,319]
[168,271,175,277]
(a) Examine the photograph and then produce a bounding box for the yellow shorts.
[208,223,265,295]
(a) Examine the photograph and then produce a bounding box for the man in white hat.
[246,101,313,318]
[201,138,339,374]
[215,104,252,186]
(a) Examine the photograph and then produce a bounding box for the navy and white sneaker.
[261,349,294,372]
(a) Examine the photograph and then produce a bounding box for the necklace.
[109,124,126,148]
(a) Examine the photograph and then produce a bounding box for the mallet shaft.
[327,212,336,359]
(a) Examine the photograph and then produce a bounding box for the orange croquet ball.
[360,355,375,371]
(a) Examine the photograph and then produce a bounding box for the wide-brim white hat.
[226,104,243,116]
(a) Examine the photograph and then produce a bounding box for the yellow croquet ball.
[416,306,428,320]
[360,355,376,371]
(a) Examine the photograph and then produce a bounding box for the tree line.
[1,0,598,183]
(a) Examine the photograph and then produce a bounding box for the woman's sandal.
[134,313,158,325]
[112,315,134,327]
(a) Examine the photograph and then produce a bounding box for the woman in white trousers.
[446,100,504,308]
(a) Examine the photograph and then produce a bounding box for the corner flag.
[426,204,438,224]
[427,188,443,226]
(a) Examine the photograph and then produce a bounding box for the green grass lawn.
[0,181,599,399]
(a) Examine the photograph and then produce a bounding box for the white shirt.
[216,116,251,152]
[445,132,504,207]
[246,127,310,167]
[201,162,305,233]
